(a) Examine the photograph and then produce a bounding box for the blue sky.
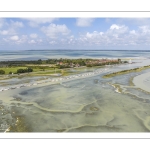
[1,18,150,50]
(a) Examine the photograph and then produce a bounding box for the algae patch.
[90,106,99,111]
[8,116,32,132]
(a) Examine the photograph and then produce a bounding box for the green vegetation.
[0,58,125,78]
[103,65,150,78]
[0,70,5,74]
[0,58,121,68]
[0,67,27,74]
[90,107,99,111]
[17,68,33,74]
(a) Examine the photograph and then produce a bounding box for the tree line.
[0,68,33,75]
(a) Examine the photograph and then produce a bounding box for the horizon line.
[1,49,150,51]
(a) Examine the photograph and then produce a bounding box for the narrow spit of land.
[103,65,150,78]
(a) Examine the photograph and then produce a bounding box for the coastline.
[0,67,110,93]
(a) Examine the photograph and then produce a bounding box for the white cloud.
[86,31,103,38]
[23,18,58,27]
[16,35,28,44]
[28,40,36,44]
[0,21,23,36]
[77,24,135,47]
[110,24,122,30]
[0,30,8,35]
[130,30,136,34]
[30,33,38,38]
[108,24,128,36]
[76,18,94,27]
[0,28,16,36]
[41,24,70,38]
[10,35,19,41]
[10,20,24,28]
[139,26,150,33]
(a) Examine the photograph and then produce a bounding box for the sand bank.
[133,72,150,92]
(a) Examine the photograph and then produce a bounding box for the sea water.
[0,49,150,61]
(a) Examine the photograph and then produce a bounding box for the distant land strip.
[103,65,150,78]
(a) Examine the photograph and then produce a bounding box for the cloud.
[0,30,8,35]
[77,24,135,47]
[86,31,103,38]
[41,23,70,38]
[23,18,58,27]
[130,30,136,34]
[2,35,27,45]
[107,24,128,36]
[110,24,122,30]
[16,35,28,44]
[10,35,19,41]
[0,28,16,36]
[76,18,94,27]
[0,20,23,36]
[10,20,24,28]
[28,40,36,44]
[139,26,150,34]
[30,33,38,38]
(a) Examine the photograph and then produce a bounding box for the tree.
[17,68,33,74]
[0,70,5,74]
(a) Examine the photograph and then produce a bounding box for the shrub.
[17,68,33,74]
[0,70,5,74]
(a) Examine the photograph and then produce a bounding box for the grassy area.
[0,66,58,75]
[103,65,150,78]
[0,67,27,74]
[0,64,106,78]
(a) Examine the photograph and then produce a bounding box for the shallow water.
[1,58,150,132]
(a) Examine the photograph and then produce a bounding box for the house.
[59,62,63,65]
[75,63,80,67]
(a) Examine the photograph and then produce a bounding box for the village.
[0,58,129,75]
[54,58,128,68]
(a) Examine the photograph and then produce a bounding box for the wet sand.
[1,72,150,132]
[133,72,150,92]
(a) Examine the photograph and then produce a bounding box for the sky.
[1,18,150,50]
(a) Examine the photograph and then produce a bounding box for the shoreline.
[0,67,110,93]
